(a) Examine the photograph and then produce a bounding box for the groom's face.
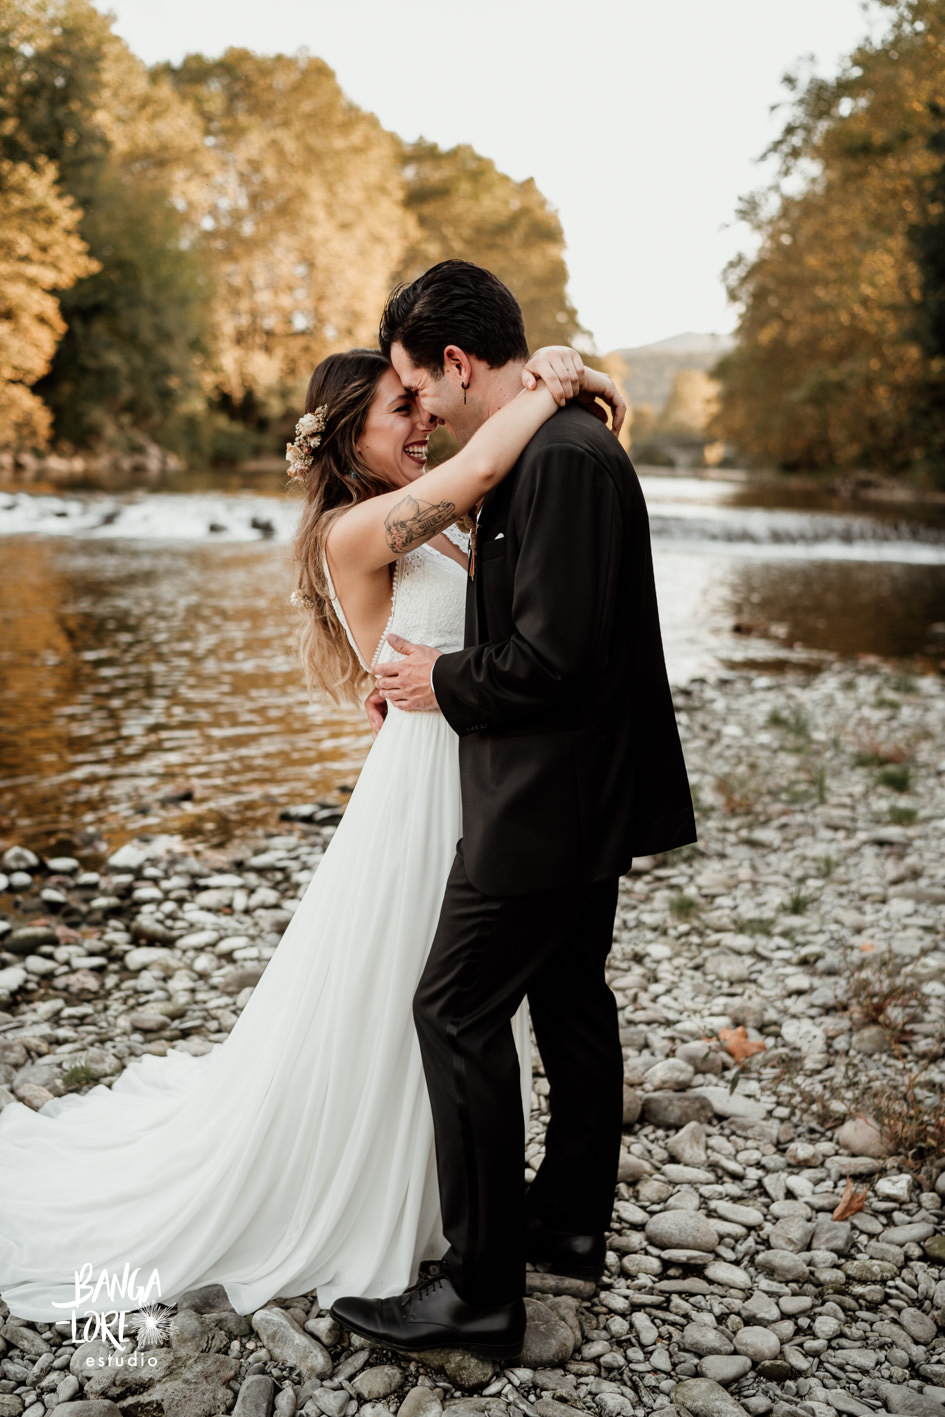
[389,342,475,445]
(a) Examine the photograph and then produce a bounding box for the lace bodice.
[325,525,469,675]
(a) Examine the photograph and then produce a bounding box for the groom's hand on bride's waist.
[372,633,442,712]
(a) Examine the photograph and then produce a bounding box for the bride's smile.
[356,366,434,488]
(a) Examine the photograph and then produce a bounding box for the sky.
[96,0,884,352]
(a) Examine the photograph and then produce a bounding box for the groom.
[331,261,696,1357]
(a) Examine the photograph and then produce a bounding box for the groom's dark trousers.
[422,404,696,1306]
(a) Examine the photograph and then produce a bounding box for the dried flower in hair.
[289,588,315,609]
[286,404,329,482]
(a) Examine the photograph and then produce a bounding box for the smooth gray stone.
[885,1222,936,1245]
[844,1258,897,1282]
[234,1375,276,1417]
[734,1327,781,1363]
[742,1293,780,1323]
[597,1398,636,1417]
[50,1404,123,1417]
[170,1308,208,1350]
[519,1297,576,1367]
[308,1390,348,1417]
[251,1308,332,1381]
[681,1324,735,1357]
[643,1091,714,1128]
[756,1250,810,1282]
[899,1307,937,1345]
[351,1366,405,1402]
[712,1201,764,1228]
[704,1261,753,1289]
[403,1348,496,1392]
[398,1388,444,1417]
[646,1211,719,1253]
[444,1402,511,1417]
[698,1356,753,1386]
[872,1385,945,1417]
[766,1217,814,1253]
[673,1377,750,1417]
[810,1219,853,1255]
[304,1315,341,1347]
[830,1349,877,1372]
[0,1320,52,1357]
[823,1392,872,1415]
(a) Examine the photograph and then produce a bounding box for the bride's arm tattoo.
[384,493,457,554]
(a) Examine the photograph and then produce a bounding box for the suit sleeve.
[432,443,623,732]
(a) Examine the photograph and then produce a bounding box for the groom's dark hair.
[379,260,529,374]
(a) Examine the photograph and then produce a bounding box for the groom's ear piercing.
[461,381,468,406]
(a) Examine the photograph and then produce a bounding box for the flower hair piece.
[290,588,315,609]
[286,405,328,482]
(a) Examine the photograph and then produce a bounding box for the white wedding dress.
[0,527,531,1322]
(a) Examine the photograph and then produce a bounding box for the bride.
[0,344,622,1325]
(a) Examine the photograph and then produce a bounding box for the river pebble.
[1,663,944,1416]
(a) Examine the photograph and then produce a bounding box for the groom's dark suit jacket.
[432,402,696,898]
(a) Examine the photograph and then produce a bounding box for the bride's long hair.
[291,349,393,705]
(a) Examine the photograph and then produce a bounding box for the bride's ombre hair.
[291,349,392,705]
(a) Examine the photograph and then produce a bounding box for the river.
[1,472,943,856]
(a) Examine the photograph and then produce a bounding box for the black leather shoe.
[330,1271,525,1360]
[524,1215,606,1281]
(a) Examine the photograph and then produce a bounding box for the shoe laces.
[401,1268,445,1308]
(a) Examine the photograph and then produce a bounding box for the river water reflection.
[1,473,943,854]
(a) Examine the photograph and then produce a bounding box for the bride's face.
[358,367,435,489]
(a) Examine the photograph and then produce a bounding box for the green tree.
[36,175,209,448]
[713,0,945,481]
[397,139,584,350]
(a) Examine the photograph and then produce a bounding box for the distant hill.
[612,332,735,411]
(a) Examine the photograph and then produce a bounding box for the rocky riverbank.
[0,442,184,492]
[0,661,943,1417]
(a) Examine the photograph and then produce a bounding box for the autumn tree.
[0,0,210,448]
[713,0,945,481]
[0,158,97,446]
[162,50,414,422]
[907,108,945,473]
[397,140,584,351]
[659,369,720,437]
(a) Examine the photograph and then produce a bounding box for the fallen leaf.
[859,941,876,953]
[832,1175,869,1220]
[719,1026,766,1065]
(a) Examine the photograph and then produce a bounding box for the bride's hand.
[575,366,627,435]
[364,685,388,738]
[522,346,626,435]
[522,346,585,404]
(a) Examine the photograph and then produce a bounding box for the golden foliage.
[397,140,584,351]
[714,0,945,474]
[1,3,585,451]
[164,50,415,414]
[659,369,721,437]
[0,157,97,447]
